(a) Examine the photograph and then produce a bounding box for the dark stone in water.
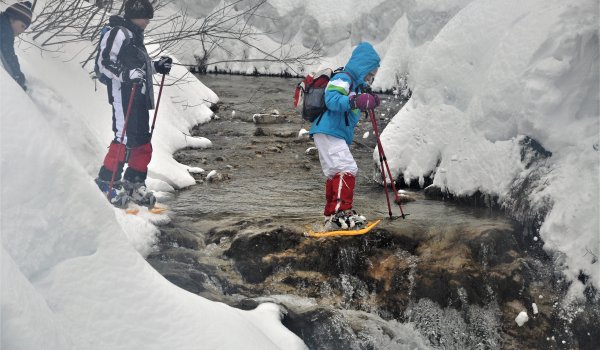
[282,308,359,350]
[424,184,445,199]
[254,127,268,137]
[424,186,499,208]
[225,227,303,283]
[519,136,552,168]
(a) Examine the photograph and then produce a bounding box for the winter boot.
[95,178,129,208]
[323,215,335,231]
[123,180,156,208]
[331,210,366,230]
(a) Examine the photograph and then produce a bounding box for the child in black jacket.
[0,1,32,90]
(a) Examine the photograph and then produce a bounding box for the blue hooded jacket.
[309,42,381,145]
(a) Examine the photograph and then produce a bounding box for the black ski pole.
[149,74,166,141]
[368,108,406,219]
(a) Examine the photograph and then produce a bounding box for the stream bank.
[147,74,599,349]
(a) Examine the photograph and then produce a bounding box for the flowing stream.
[147,74,598,350]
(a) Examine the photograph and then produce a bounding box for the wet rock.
[283,308,360,350]
[207,172,230,183]
[225,227,303,283]
[273,130,296,138]
[232,298,261,311]
[209,102,221,113]
[305,146,319,161]
[571,303,600,350]
[519,136,552,168]
[395,190,416,203]
[252,114,288,124]
[254,127,268,137]
[424,186,499,208]
[205,227,238,245]
[424,184,445,199]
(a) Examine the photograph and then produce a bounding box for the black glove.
[154,56,172,74]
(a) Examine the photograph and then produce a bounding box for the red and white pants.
[313,133,357,216]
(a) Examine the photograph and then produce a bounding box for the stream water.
[147,74,598,350]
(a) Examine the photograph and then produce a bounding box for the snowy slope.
[377,0,600,292]
[0,9,306,350]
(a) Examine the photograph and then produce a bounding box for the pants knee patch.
[127,143,152,173]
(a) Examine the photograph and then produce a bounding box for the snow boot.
[95,178,129,208]
[331,210,366,230]
[123,181,156,208]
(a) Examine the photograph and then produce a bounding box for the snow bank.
[1,68,306,349]
[378,0,599,291]
[0,3,306,347]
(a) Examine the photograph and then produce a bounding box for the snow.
[298,128,309,138]
[187,166,206,174]
[0,4,306,349]
[376,0,600,293]
[515,311,529,327]
[206,169,218,181]
[532,303,539,315]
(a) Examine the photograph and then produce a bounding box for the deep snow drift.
[0,6,307,349]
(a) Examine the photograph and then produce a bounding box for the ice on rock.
[515,311,529,327]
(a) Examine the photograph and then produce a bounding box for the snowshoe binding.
[326,210,367,230]
[123,181,156,208]
[95,178,129,208]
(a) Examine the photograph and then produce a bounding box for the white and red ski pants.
[313,133,357,216]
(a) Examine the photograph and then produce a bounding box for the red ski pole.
[368,108,406,219]
[369,116,394,219]
[149,74,166,140]
[107,83,138,201]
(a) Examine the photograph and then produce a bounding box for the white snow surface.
[0,7,306,350]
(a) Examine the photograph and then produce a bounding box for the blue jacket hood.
[344,42,381,84]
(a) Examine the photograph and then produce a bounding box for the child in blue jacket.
[310,42,381,229]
